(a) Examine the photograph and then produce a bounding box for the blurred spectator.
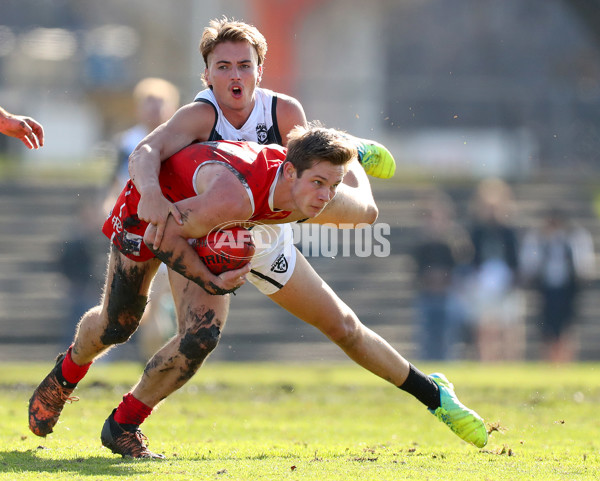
[56,199,105,346]
[0,105,44,149]
[103,77,180,213]
[520,207,595,363]
[411,189,473,360]
[104,77,180,361]
[463,178,525,361]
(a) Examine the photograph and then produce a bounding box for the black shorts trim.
[249,268,284,290]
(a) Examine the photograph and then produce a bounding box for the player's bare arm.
[275,96,378,227]
[0,106,44,149]
[144,163,253,294]
[130,101,218,247]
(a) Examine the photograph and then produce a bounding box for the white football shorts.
[246,224,296,295]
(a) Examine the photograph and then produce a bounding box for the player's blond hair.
[132,77,180,110]
[285,123,357,177]
[199,17,268,85]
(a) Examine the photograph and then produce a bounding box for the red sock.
[61,346,92,384]
[113,393,153,426]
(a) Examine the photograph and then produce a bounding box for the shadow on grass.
[0,450,159,475]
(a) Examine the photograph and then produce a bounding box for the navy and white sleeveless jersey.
[194,87,282,145]
[193,86,296,295]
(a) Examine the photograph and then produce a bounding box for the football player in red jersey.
[102,126,356,292]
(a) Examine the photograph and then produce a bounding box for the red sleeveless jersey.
[159,140,291,221]
[102,140,291,261]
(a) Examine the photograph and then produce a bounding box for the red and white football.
[190,226,255,275]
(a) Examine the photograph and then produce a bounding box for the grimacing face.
[287,160,347,218]
[204,41,263,116]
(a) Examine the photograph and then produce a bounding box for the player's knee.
[177,307,222,361]
[102,293,147,345]
[323,313,361,347]
[179,324,221,361]
[102,257,150,345]
[101,321,138,345]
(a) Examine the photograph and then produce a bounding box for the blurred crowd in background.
[410,180,595,363]
[1,0,600,363]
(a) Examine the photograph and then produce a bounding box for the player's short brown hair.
[199,17,267,69]
[285,123,357,177]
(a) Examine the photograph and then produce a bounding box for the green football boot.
[429,373,488,448]
[356,139,396,179]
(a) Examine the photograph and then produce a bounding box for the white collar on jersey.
[268,164,284,212]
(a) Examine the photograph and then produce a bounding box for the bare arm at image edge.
[0,106,44,149]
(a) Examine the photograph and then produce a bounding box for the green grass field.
[0,362,598,480]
